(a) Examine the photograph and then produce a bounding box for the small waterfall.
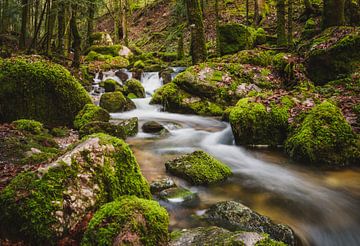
[141,72,163,97]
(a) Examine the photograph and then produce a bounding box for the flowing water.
[107,69,360,246]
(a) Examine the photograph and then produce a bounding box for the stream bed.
[104,70,360,246]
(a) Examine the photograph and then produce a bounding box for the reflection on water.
[112,70,360,246]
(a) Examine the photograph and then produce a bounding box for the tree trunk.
[20,0,29,49]
[57,2,65,54]
[254,0,260,26]
[246,0,250,25]
[287,0,293,45]
[46,0,57,55]
[87,0,95,46]
[28,0,47,51]
[276,0,287,46]
[186,0,207,64]
[70,4,81,68]
[215,0,220,56]
[322,0,345,28]
[304,0,315,16]
[123,0,129,46]
[177,31,185,60]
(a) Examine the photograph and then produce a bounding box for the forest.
[0,0,359,245]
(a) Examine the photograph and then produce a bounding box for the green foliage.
[74,104,110,130]
[0,57,91,127]
[285,101,359,165]
[165,150,232,185]
[229,98,289,147]
[13,119,44,134]
[81,196,169,246]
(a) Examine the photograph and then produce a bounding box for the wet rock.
[160,68,173,84]
[165,150,232,185]
[73,104,110,130]
[203,201,295,245]
[123,78,146,98]
[0,133,151,244]
[159,187,199,208]
[150,177,176,193]
[99,91,136,113]
[98,79,120,92]
[82,196,169,246]
[115,69,129,82]
[142,121,166,133]
[170,226,285,246]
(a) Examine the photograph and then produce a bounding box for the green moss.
[101,56,129,69]
[255,235,287,246]
[74,104,110,130]
[165,150,232,185]
[229,98,289,147]
[79,121,126,139]
[285,101,359,165]
[99,91,135,113]
[87,45,122,56]
[50,127,70,137]
[21,151,57,165]
[81,196,169,246]
[99,79,120,92]
[219,24,256,55]
[255,28,267,45]
[134,60,145,68]
[123,78,146,98]
[13,119,44,134]
[0,57,91,127]
[127,93,138,99]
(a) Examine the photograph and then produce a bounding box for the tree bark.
[57,2,65,54]
[20,0,29,49]
[322,0,345,28]
[186,0,207,64]
[254,0,260,26]
[70,4,81,68]
[276,0,287,46]
[87,0,95,46]
[287,0,293,45]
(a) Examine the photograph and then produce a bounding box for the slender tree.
[287,0,293,45]
[185,0,207,64]
[20,0,30,49]
[70,4,81,68]
[276,0,287,46]
[322,0,345,28]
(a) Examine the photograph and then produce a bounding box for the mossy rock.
[89,32,113,46]
[170,226,286,246]
[74,104,110,130]
[111,117,139,137]
[101,56,130,70]
[99,79,120,92]
[203,201,295,245]
[100,91,136,113]
[79,121,126,139]
[81,196,169,246]
[134,60,145,69]
[165,150,232,185]
[305,27,360,85]
[13,119,44,134]
[229,98,289,147]
[218,23,258,55]
[285,101,360,166]
[142,121,166,133]
[123,78,146,98]
[0,57,91,127]
[159,187,200,207]
[0,133,151,244]
[87,45,122,56]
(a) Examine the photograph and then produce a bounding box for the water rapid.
[110,69,360,246]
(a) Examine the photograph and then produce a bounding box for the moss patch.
[74,104,110,130]
[99,91,136,113]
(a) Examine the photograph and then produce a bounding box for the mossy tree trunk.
[322,0,345,28]
[46,0,57,56]
[123,0,129,46]
[87,0,95,47]
[186,0,207,64]
[276,0,287,46]
[177,31,185,60]
[287,0,293,45]
[246,0,250,25]
[254,0,260,26]
[20,0,29,49]
[57,2,65,55]
[70,4,81,68]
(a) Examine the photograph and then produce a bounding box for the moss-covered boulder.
[150,177,176,194]
[82,196,169,246]
[100,91,136,113]
[123,78,146,98]
[305,27,360,85]
[170,226,286,246]
[89,32,113,46]
[203,201,295,245]
[229,98,290,147]
[74,104,110,130]
[99,79,120,92]
[111,117,139,137]
[13,119,44,134]
[165,150,232,185]
[0,57,91,127]
[0,133,151,244]
[218,23,259,55]
[285,101,359,166]
[79,121,126,139]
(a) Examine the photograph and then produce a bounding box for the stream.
[102,70,360,246]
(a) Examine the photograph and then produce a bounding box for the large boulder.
[123,78,146,98]
[305,27,360,85]
[99,79,120,92]
[0,133,151,244]
[89,32,113,46]
[203,201,295,245]
[81,196,169,246]
[229,98,290,147]
[285,101,359,166]
[0,57,91,127]
[99,91,136,112]
[170,226,286,246]
[165,150,232,185]
[73,104,110,130]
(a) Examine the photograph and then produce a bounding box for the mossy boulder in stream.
[159,187,200,208]
[203,201,295,245]
[100,91,136,112]
[81,196,169,246]
[305,27,360,85]
[229,98,290,147]
[165,150,232,185]
[0,133,151,244]
[73,104,110,130]
[99,79,120,92]
[122,78,146,98]
[285,101,359,166]
[170,226,286,246]
[0,57,91,127]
